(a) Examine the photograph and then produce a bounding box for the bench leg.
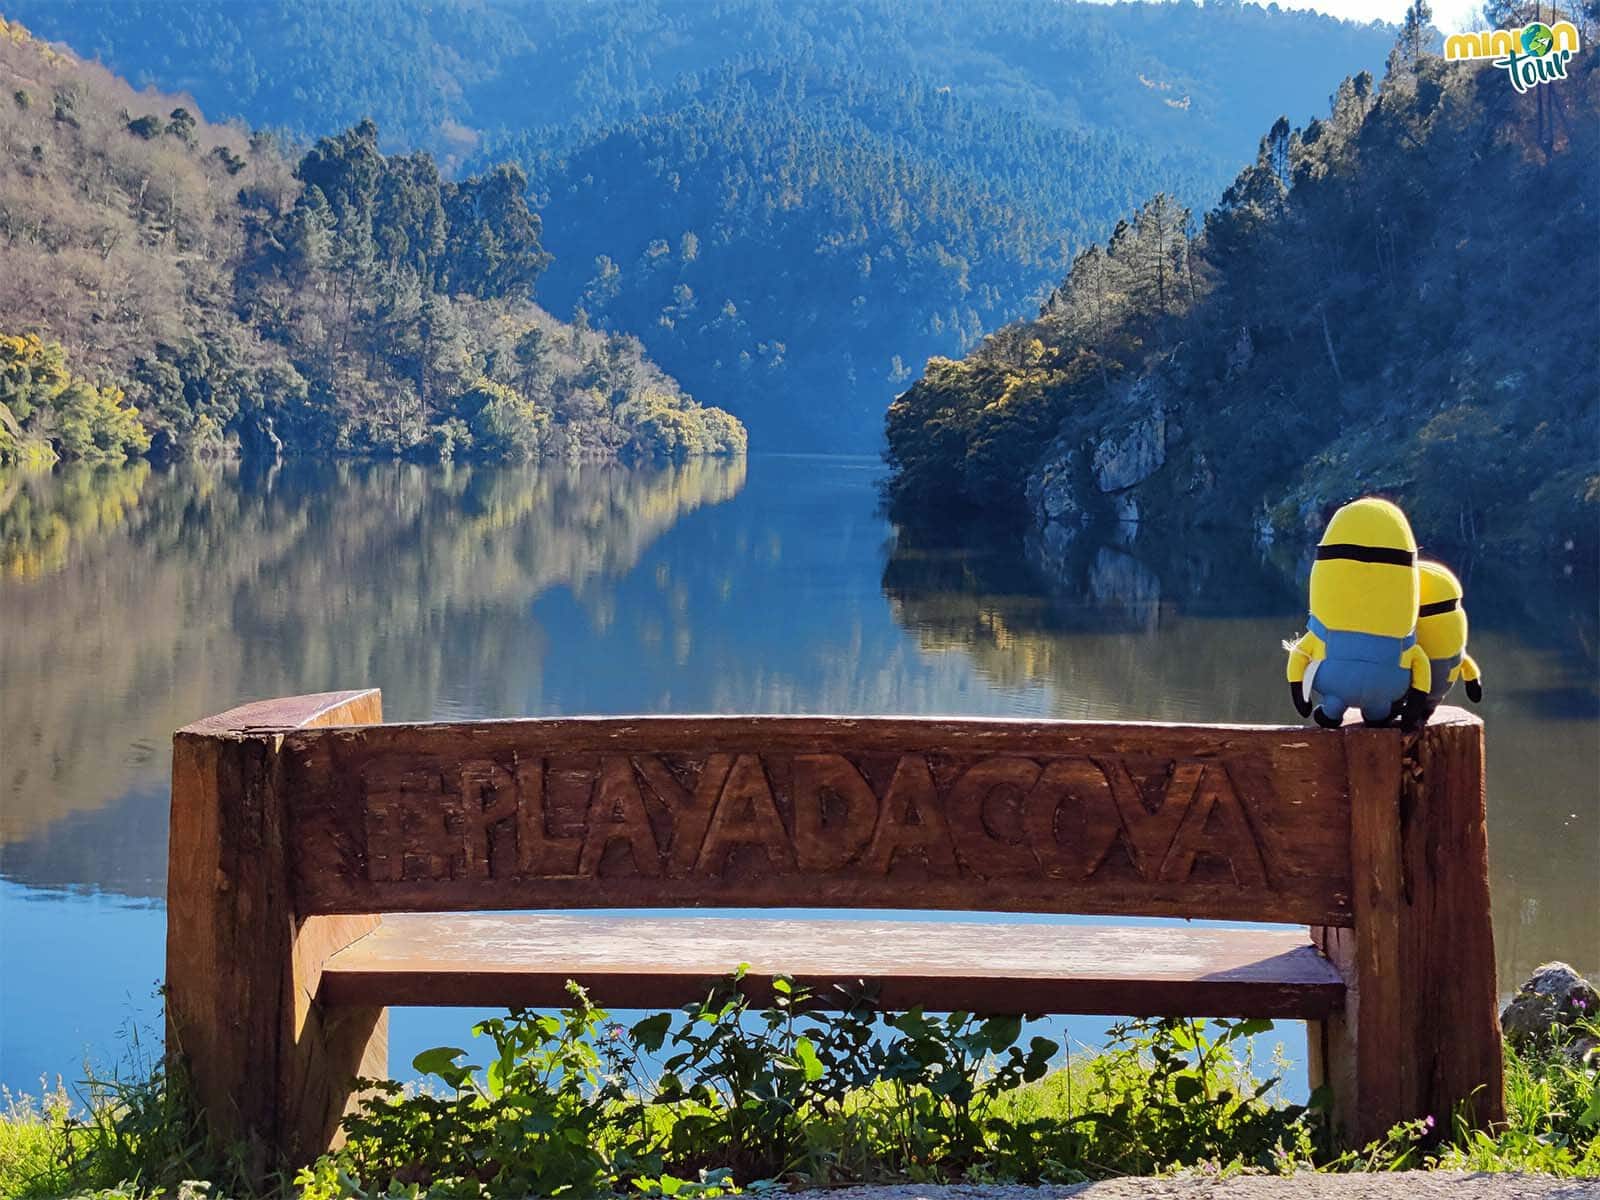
[1309,722,1503,1149]
[168,692,387,1178]
[283,916,390,1157]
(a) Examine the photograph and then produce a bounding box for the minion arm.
[1461,652,1483,702]
[1402,643,1431,694]
[1285,631,1324,684]
[1285,631,1324,718]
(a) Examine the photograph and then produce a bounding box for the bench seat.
[319,914,1345,1019]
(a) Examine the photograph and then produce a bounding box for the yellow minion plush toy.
[1285,497,1431,729]
[1414,560,1483,717]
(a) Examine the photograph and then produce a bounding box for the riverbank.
[836,1178,1599,1198]
[3,967,1596,1198]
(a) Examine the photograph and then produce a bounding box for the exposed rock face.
[1499,961,1599,1049]
[1112,492,1140,544]
[1092,397,1166,493]
[1026,368,1169,540]
[1025,442,1086,527]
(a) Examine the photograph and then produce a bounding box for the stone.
[1112,492,1140,545]
[1499,961,1599,1048]
[1025,443,1087,527]
[1092,395,1166,493]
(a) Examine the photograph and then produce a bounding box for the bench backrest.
[278,712,1363,925]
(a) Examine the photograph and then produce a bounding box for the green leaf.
[980,1014,1023,1051]
[632,1012,672,1052]
[486,1055,507,1099]
[1173,1073,1204,1103]
[1579,1079,1600,1130]
[794,1037,824,1081]
[411,1046,466,1076]
[1221,1017,1275,1043]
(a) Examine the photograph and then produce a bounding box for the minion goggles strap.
[1418,598,1459,617]
[1316,543,1417,566]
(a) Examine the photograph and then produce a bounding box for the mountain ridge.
[2,0,1397,449]
[884,14,1600,561]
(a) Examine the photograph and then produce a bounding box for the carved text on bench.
[360,753,1272,889]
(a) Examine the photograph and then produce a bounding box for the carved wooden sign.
[279,717,1355,925]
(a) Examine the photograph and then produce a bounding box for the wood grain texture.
[1402,712,1503,1132]
[166,689,385,1175]
[167,730,282,1170]
[277,715,1358,925]
[1309,726,1408,1147]
[319,914,1345,1018]
[179,689,382,735]
[1309,708,1501,1144]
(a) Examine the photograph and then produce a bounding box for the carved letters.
[357,751,1276,891]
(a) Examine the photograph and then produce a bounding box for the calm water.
[2,455,1596,1097]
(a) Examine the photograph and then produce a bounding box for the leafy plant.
[7,985,1597,1197]
[305,974,1337,1196]
[1063,1015,1316,1176]
[323,982,651,1198]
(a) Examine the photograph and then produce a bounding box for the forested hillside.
[522,69,1209,444]
[0,17,742,467]
[885,7,1599,561]
[2,0,1396,448]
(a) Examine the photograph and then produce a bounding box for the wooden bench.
[166,690,1503,1171]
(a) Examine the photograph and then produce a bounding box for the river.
[2,455,1595,1098]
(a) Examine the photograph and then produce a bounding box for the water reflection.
[885,520,1600,993]
[1,457,747,857]
[1,457,1595,1096]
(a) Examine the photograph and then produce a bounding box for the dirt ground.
[824,1174,1600,1199]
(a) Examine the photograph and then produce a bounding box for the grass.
[1,1088,72,1200]
[1430,1027,1600,1177]
[3,1003,1594,1200]
[0,1052,253,1200]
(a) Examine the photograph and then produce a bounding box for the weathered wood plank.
[180,689,382,736]
[1402,712,1503,1132]
[167,730,282,1169]
[167,689,385,1175]
[277,716,1358,925]
[1309,708,1502,1144]
[1309,726,1408,1146]
[320,914,1345,1018]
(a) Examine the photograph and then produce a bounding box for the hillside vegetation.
[0,17,743,467]
[885,7,1600,561]
[2,0,1396,449]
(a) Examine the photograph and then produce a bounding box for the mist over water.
[2,454,1595,1096]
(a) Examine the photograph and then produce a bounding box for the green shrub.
[305,974,1321,1197]
[0,333,150,467]
[6,984,1594,1198]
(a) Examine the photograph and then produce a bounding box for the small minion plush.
[1414,559,1483,717]
[1285,497,1431,729]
